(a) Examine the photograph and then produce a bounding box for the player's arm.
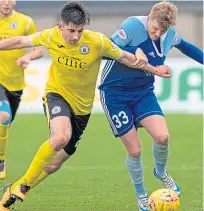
[21,47,44,60]
[119,45,155,71]
[111,17,149,67]
[119,49,144,68]
[102,34,171,77]
[16,47,44,68]
[17,28,52,68]
[0,36,44,68]
[16,18,45,68]
[119,49,171,77]
[102,33,146,68]
[0,36,33,50]
[119,47,148,68]
[24,17,44,59]
[169,28,203,64]
[119,44,171,77]
[0,28,52,50]
[118,45,170,77]
[175,39,203,64]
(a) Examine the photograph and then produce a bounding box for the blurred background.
[14,1,203,114]
[16,1,203,57]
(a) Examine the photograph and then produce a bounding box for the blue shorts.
[100,89,164,137]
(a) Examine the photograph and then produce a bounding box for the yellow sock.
[0,124,9,160]
[31,170,49,189]
[10,140,56,191]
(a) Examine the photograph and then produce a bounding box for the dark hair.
[61,2,90,25]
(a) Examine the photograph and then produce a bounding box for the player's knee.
[45,163,62,174]
[50,133,71,151]
[0,101,12,125]
[0,112,10,123]
[154,133,169,145]
[127,147,142,158]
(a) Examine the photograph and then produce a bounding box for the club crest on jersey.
[111,42,118,51]
[80,45,90,55]
[10,21,18,29]
[51,106,61,115]
[117,26,127,40]
[35,32,41,39]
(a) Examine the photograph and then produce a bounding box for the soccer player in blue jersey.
[99,1,203,210]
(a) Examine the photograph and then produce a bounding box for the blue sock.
[153,141,169,177]
[126,155,146,196]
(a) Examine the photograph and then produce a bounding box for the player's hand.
[133,48,148,68]
[156,65,172,78]
[16,55,31,68]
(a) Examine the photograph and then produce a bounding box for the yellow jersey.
[0,11,37,91]
[30,26,121,115]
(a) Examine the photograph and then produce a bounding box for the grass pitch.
[0,114,202,211]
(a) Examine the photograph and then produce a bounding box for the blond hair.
[149,1,178,30]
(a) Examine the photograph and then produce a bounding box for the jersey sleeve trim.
[99,33,104,56]
[27,35,34,47]
[47,28,54,47]
[25,17,32,34]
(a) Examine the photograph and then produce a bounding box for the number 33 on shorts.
[112,111,129,128]
[108,108,133,137]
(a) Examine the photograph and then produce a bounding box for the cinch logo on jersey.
[79,45,90,55]
[57,56,87,69]
[111,42,118,51]
[0,35,11,40]
[117,26,127,40]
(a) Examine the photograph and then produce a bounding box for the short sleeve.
[111,17,147,47]
[29,28,53,47]
[101,34,122,60]
[26,17,38,35]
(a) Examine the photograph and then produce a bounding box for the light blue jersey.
[99,16,182,137]
[99,16,182,91]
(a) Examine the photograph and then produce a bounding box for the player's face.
[147,19,167,40]
[0,0,16,17]
[58,22,85,45]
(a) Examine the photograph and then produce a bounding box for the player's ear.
[12,0,16,6]
[57,22,63,31]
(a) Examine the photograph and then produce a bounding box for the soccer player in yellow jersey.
[0,0,43,180]
[0,2,169,210]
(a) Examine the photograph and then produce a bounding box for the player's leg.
[0,86,11,123]
[120,128,148,211]
[0,85,13,179]
[11,93,73,188]
[32,149,70,188]
[141,115,169,176]
[0,101,10,180]
[32,113,90,189]
[100,90,148,211]
[141,115,180,195]
[0,93,73,209]
[134,91,180,196]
